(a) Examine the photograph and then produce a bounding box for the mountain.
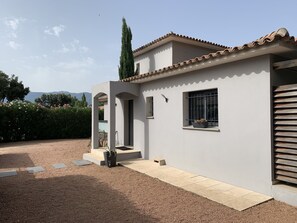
[25,91,92,105]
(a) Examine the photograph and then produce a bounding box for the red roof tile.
[123,28,296,83]
[133,31,228,55]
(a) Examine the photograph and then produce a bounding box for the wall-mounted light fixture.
[161,94,169,103]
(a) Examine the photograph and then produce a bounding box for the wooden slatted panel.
[275,97,297,103]
[274,91,297,98]
[275,126,297,131]
[275,137,297,143]
[276,170,297,178]
[275,109,297,114]
[274,84,297,185]
[275,84,297,92]
[275,120,297,125]
[275,142,297,149]
[276,176,297,185]
[276,164,297,173]
[276,148,297,155]
[275,103,297,108]
[275,153,297,161]
[275,131,297,137]
[275,115,297,120]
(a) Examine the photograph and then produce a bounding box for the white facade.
[119,55,273,195]
[134,40,221,75]
[91,29,297,204]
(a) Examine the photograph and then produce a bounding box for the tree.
[118,17,134,80]
[0,71,9,102]
[5,74,30,102]
[74,93,88,107]
[35,93,78,108]
[0,72,30,102]
[81,93,88,107]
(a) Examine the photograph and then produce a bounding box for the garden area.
[1,139,297,222]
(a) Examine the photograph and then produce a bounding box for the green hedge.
[0,101,91,142]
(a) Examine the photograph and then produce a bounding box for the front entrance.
[273,84,297,185]
[128,100,134,146]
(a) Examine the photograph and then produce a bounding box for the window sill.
[182,126,220,132]
[146,116,154,119]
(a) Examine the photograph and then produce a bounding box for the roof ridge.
[133,31,228,54]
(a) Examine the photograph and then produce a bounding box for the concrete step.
[83,153,105,166]
[83,149,142,166]
[117,149,142,161]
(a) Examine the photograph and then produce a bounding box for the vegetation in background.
[118,17,134,79]
[35,93,88,108]
[0,70,92,142]
[0,101,91,142]
[75,93,88,107]
[0,71,30,102]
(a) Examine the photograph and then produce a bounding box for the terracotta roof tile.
[133,31,228,54]
[123,28,296,83]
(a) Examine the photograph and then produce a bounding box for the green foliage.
[0,101,91,142]
[119,17,134,79]
[75,93,88,107]
[0,71,29,102]
[0,71,9,102]
[35,93,79,108]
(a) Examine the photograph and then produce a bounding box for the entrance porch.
[84,81,141,164]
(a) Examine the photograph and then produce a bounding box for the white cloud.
[8,41,22,50]
[3,17,26,39]
[44,24,65,37]
[4,18,20,30]
[55,39,89,53]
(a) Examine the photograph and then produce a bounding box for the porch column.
[92,96,99,149]
[108,93,116,151]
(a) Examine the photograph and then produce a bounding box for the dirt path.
[1,139,297,222]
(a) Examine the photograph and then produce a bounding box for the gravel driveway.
[1,139,297,222]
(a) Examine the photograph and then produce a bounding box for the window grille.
[188,89,218,127]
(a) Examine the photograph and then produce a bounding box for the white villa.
[85,28,297,206]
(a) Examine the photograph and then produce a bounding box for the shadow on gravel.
[0,153,34,169]
[0,173,158,223]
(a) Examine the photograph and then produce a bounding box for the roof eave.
[128,42,293,84]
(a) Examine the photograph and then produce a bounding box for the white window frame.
[146,96,154,118]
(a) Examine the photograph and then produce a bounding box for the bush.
[0,101,91,142]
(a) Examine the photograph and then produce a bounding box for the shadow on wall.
[140,55,270,91]
[0,173,158,222]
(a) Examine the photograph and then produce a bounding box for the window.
[188,89,218,127]
[146,96,154,118]
[135,63,140,75]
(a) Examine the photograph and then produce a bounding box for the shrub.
[0,101,91,142]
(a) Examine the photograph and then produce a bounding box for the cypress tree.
[119,18,134,79]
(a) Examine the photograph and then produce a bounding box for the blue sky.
[1,0,297,92]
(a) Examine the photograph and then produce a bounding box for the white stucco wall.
[172,41,216,64]
[134,42,173,74]
[133,55,273,195]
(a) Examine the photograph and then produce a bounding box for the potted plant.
[104,147,117,168]
[193,119,208,128]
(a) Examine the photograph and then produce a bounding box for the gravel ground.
[1,139,297,223]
